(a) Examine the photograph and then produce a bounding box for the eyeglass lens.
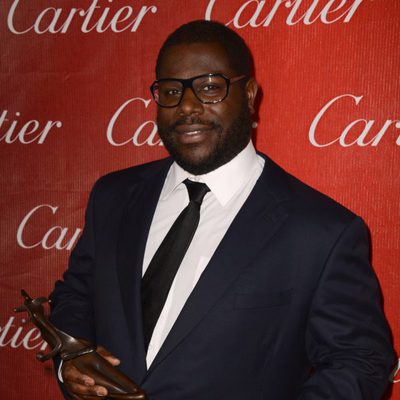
[154,75,228,107]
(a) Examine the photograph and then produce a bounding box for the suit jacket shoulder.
[96,157,172,190]
[89,157,172,210]
[259,152,359,230]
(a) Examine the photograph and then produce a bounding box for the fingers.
[63,362,95,386]
[61,343,120,398]
[62,361,108,398]
[96,345,121,366]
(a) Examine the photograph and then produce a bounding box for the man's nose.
[177,87,204,115]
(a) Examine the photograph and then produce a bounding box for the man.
[50,20,394,399]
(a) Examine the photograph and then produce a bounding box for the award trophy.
[15,289,147,400]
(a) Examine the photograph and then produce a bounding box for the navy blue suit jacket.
[50,153,394,399]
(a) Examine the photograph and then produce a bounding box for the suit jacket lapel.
[116,159,172,380]
[146,155,292,375]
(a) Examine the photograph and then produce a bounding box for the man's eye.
[162,88,182,97]
[199,84,222,94]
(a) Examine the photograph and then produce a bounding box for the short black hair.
[156,20,254,78]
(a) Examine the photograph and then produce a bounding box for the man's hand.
[62,345,120,399]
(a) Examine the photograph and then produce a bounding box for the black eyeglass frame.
[150,73,247,108]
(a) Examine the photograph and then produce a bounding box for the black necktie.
[141,179,210,350]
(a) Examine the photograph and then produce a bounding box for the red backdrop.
[1,1,399,399]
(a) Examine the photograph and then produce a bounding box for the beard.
[157,103,252,175]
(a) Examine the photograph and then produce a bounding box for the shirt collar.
[162,141,259,206]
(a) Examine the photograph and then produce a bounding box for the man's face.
[156,42,257,175]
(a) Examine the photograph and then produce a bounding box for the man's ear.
[246,77,258,114]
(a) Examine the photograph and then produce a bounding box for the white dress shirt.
[144,140,264,367]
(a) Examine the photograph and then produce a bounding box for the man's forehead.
[157,42,235,79]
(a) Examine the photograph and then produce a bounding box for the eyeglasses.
[150,73,247,108]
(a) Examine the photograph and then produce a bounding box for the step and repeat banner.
[1,1,399,399]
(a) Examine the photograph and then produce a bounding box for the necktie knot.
[184,179,210,205]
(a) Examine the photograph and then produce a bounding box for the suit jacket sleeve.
[48,179,100,395]
[299,216,394,399]
[49,179,99,341]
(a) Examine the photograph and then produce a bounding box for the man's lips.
[173,124,216,143]
[175,124,214,134]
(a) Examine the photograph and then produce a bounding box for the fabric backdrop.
[0,1,399,399]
